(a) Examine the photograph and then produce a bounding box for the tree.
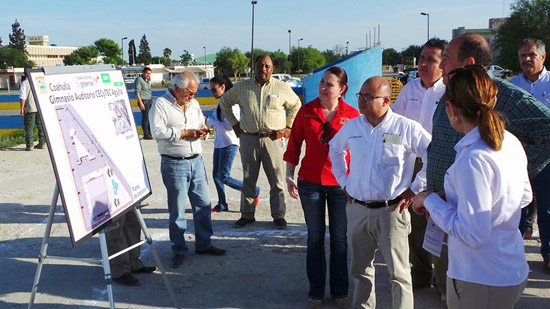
[128,39,137,65]
[163,48,172,60]
[94,38,121,64]
[382,48,401,66]
[179,50,193,66]
[322,49,340,65]
[137,34,152,65]
[0,47,34,68]
[214,47,235,76]
[496,0,550,71]
[270,50,289,73]
[290,47,326,74]
[152,56,171,66]
[9,19,26,54]
[63,46,99,65]
[332,44,346,57]
[228,49,249,79]
[401,45,422,66]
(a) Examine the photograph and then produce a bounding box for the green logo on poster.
[114,81,124,87]
[101,74,111,83]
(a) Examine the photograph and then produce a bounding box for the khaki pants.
[239,134,285,220]
[347,201,413,309]
[446,277,527,309]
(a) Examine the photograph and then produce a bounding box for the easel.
[28,184,179,308]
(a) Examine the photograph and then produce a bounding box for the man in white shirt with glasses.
[329,76,431,308]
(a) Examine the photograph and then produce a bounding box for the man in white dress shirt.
[150,71,225,269]
[329,76,431,308]
[509,38,550,273]
[391,38,447,290]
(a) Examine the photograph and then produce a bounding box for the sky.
[1,0,512,60]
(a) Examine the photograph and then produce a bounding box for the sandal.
[308,298,322,308]
[334,297,349,308]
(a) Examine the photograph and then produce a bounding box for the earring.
[451,116,458,122]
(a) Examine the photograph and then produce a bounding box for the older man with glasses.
[329,76,431,308]
[149,71,225,269]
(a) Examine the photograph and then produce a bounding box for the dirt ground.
[1,138,549,308]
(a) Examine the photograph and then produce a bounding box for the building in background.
[26,35,79,67]
[452,18,509,63]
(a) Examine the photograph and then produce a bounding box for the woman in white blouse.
[412,65,532,308]
[207,75,260,212]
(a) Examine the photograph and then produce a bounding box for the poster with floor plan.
[27,65,151,247]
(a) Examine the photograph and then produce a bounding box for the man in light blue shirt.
[510,39,550,107]
[509,38,550,274]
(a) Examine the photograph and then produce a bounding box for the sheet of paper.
[423,217,445,257]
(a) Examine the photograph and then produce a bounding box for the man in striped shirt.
[220,55,302,229]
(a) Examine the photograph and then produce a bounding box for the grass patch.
[0,130,26,150]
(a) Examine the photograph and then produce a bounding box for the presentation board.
[27,65,151,247]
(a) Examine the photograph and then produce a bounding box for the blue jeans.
[161,155,213,254]
[212,145,259,209]
[141,99,152,136]
[533,163,550,258]
[298,180,348,299]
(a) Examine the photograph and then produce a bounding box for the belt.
[244,131,274,138]
[352,197,401,209]
[244,131,284,140]
[161,154,199,160]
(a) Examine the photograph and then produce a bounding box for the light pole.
[288,30,291,56]
[420,12,430,41]
[287,30,292,74]
[250,1,257,77]
[203,46,206,68]
[121,36,127,66]
[346,41,349,55]
[298,38,303,74]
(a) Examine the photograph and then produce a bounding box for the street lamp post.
[420,12,430,41]
[203,46,206,68]
[288,30,291,56]
[346,41,349,55]
[121,37,127,66]
[250,1,257,77]
[298,38,303,74]
[288,29,292,74]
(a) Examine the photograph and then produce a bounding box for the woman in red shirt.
[284,66,359,308]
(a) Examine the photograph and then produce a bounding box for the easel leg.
[133,208,180,308]
[28,185,59,309]
[98,231,116,309]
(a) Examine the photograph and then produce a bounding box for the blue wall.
[304,46,382,109]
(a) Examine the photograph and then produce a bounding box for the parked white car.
[199,77,211,90]
[488,65,512,79]
[272,74,302,87]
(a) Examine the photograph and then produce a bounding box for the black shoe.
[171,254,185,268]
[413,282,432,290]
[234,217,255,228]
[143,135,153,140]
[211,204,228,213]
[132,266,156,274]
[113,273,141,286]
[196,246,226,256]
[274,218,287,229]
[544,258,550,274]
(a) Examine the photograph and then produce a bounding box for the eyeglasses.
[210,86,219,93]
[183,88,197,97]
[356,93,386,101]
[320,122,333,144]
